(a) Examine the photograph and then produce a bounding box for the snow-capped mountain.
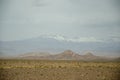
[0,34,120,56]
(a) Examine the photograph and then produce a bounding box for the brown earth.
[0,59,120,80]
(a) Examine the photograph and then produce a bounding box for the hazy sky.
[0,0,120,42]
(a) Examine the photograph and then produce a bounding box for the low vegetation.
[0,59,120,80]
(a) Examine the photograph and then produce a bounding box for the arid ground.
[0,59,120,80]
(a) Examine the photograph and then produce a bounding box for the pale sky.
[0,0,120,42]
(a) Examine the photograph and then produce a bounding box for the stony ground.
[0,59,120,80]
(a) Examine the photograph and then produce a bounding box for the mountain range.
[0,35,120,57]
[19,50,120,61]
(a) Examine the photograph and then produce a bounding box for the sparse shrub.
[58,66,62,68]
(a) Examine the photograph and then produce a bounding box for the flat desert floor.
[0,59,120,80]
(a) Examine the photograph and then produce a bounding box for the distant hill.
[50,50,81,60]
[20,52,51,57]
[113,57,120,61]
[19,50,117,61]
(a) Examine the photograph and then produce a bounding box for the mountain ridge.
[18,50,118,61]
[0,35,120,57]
